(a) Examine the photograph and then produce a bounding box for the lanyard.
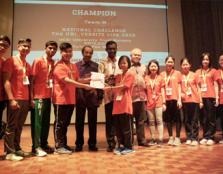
[17,55,27,76]
[111,61,116,75]
[165,69,174,86]
[63,61,74,80]
[201,68,209,84]
[183,72,190,88]
[43,56,52,77]
[149,75,157,91]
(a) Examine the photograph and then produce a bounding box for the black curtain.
[181,0,223,70]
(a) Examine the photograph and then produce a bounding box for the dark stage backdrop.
[181,0,223,70]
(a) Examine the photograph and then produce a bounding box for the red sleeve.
[144,75,149,86]
[214,70,221,81]
[31,58,39,76]
[123,72,135,89]
[73,64,79,80]
[211,68,218,81]
[177,71,182,84]
[2,57,13,73]
[160,77,165,88]
[54,64,68,80]
[115,74,121,84]
[178,73,183,85]
[194,73,199,84]
[26,63,32,77]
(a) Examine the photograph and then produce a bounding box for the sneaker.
[41,145,54,154]
[157,140,163,147]
[206,139,215,146]
[167,137,174,146]
[185,140,192,145]
[219,139,223,144]
[190,140,198,146]
[54,147,72,154]
[5,153,23,161]
[149,139,157,146]
[121,148,135,155]
[15,150,31,157]
[199,138,208,145]
[113,147,124,155]
[65,145,74,152]
[173,137,181,146]
[35,147,47,157]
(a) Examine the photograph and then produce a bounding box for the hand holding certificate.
[90,72,105,89]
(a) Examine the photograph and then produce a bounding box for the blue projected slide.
[13,0,169,65]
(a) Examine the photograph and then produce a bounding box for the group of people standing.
[0,35,223,161]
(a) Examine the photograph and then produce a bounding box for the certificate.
[90,72,105,89]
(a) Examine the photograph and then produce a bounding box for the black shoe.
[41,145,54,154]
[65,145,74,152]
[75,145,83,152]
[106,146,114,152]
[89,146,98,152]
[138,143,150,147]
[15,150,31,157]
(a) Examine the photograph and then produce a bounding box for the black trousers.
[183,102,199,140]
[0,100,6,133]
[75,104,98,147]
[132,101,146,144]
[114,114,133,149]
[105,101,116,148]
[53,104,74,148]
[217,104,223,135]
[164,100,182,137]
[4,100,29,154]
[200,98,216,139]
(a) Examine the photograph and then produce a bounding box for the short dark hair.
[59,42,72,51]
[45,41,58,49]
[165,55,175,63]
[18,38,31,45]
[106,40,117,48]
[200,52,212,68]
[147,59,160,75]
[118,55,131,69]
[81,45,93,54]
[180,57,191,65]
[0,35,10,45]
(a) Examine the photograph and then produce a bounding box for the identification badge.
[186,87,192,96]
[47,79,53,88]
[166,87,173,96]
[221,84,223,93]
[152,92,156,99]
[116,94,123,101]
[23,76,30,85]
[201,84,207,92]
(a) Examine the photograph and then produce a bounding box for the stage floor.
[1,124,223,174]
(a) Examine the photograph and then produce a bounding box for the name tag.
[152,91,156,99]
[116,94,123,101]
[23,76,30,85]
[221,84,223,93]
[47,79,53,88]
[186,87,192,96]
[200,84,207,92]
[166,87,173,96]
